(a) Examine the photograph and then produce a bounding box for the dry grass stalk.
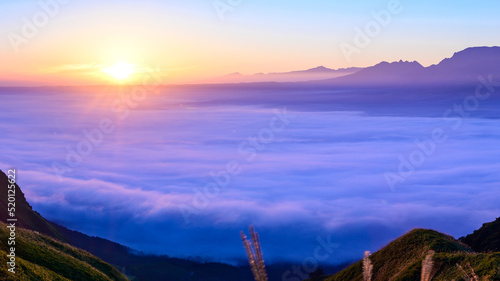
[467,263,479,281]
[421,250,435,281]
[456,263,479,281]
[363,251,373,281]
[241,226,268,281]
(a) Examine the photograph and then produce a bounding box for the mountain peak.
[308,66,331,71]
[320,46,500,86]
[440,46,500,62]
[225,72,243,77]
[374,60,423,67]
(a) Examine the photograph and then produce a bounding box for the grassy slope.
[0,221,128,281]
[324,229,500,281]
[0,169,66,242]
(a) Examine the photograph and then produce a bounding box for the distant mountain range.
[210,66,362,83]
[320,46,500,86]
[212,46,500,86]
[319,46,500,86]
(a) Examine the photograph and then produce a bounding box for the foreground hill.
[0,221,128,281]
[460,217,500,253]
[0,170,66,242]
[323,229,500,281]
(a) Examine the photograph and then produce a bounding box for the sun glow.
[102,63,136,80]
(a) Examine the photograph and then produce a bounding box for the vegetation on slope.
[324,229,500,281]
[0,221,128,281]
[0,169,66,241]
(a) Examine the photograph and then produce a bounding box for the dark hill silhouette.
[0,221,128,280]
[0,169,66,242]
[460,216,500,253]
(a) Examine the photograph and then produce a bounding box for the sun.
[102,63,136,80]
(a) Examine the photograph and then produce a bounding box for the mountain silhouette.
[320,46,500,86]
[460,216,500,253]
[328,60,425,85]
[212,66,361,83]
[426,46,500,83]
[0,170,66,241]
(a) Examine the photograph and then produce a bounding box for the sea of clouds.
[1,84,499,264]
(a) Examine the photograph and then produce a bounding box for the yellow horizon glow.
[102,63,137,81]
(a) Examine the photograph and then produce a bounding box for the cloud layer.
[1,85,500,264]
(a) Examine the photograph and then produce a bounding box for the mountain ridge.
[212,66,362,83]
[210,46,500,86]
[460,216,500,253]
[318,46,500,86]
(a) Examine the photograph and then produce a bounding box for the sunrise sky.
[2,0,500,267]
[1,0,500,85]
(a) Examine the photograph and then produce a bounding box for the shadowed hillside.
[0,170,66,242]
[460,217,500,253]
[0,221,128,281]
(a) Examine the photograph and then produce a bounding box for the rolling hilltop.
[320,229,500,281]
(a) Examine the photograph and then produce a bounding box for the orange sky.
[1,0,499,86]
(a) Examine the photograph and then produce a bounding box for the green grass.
[0,221,128,281]
[324,229,500,281]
